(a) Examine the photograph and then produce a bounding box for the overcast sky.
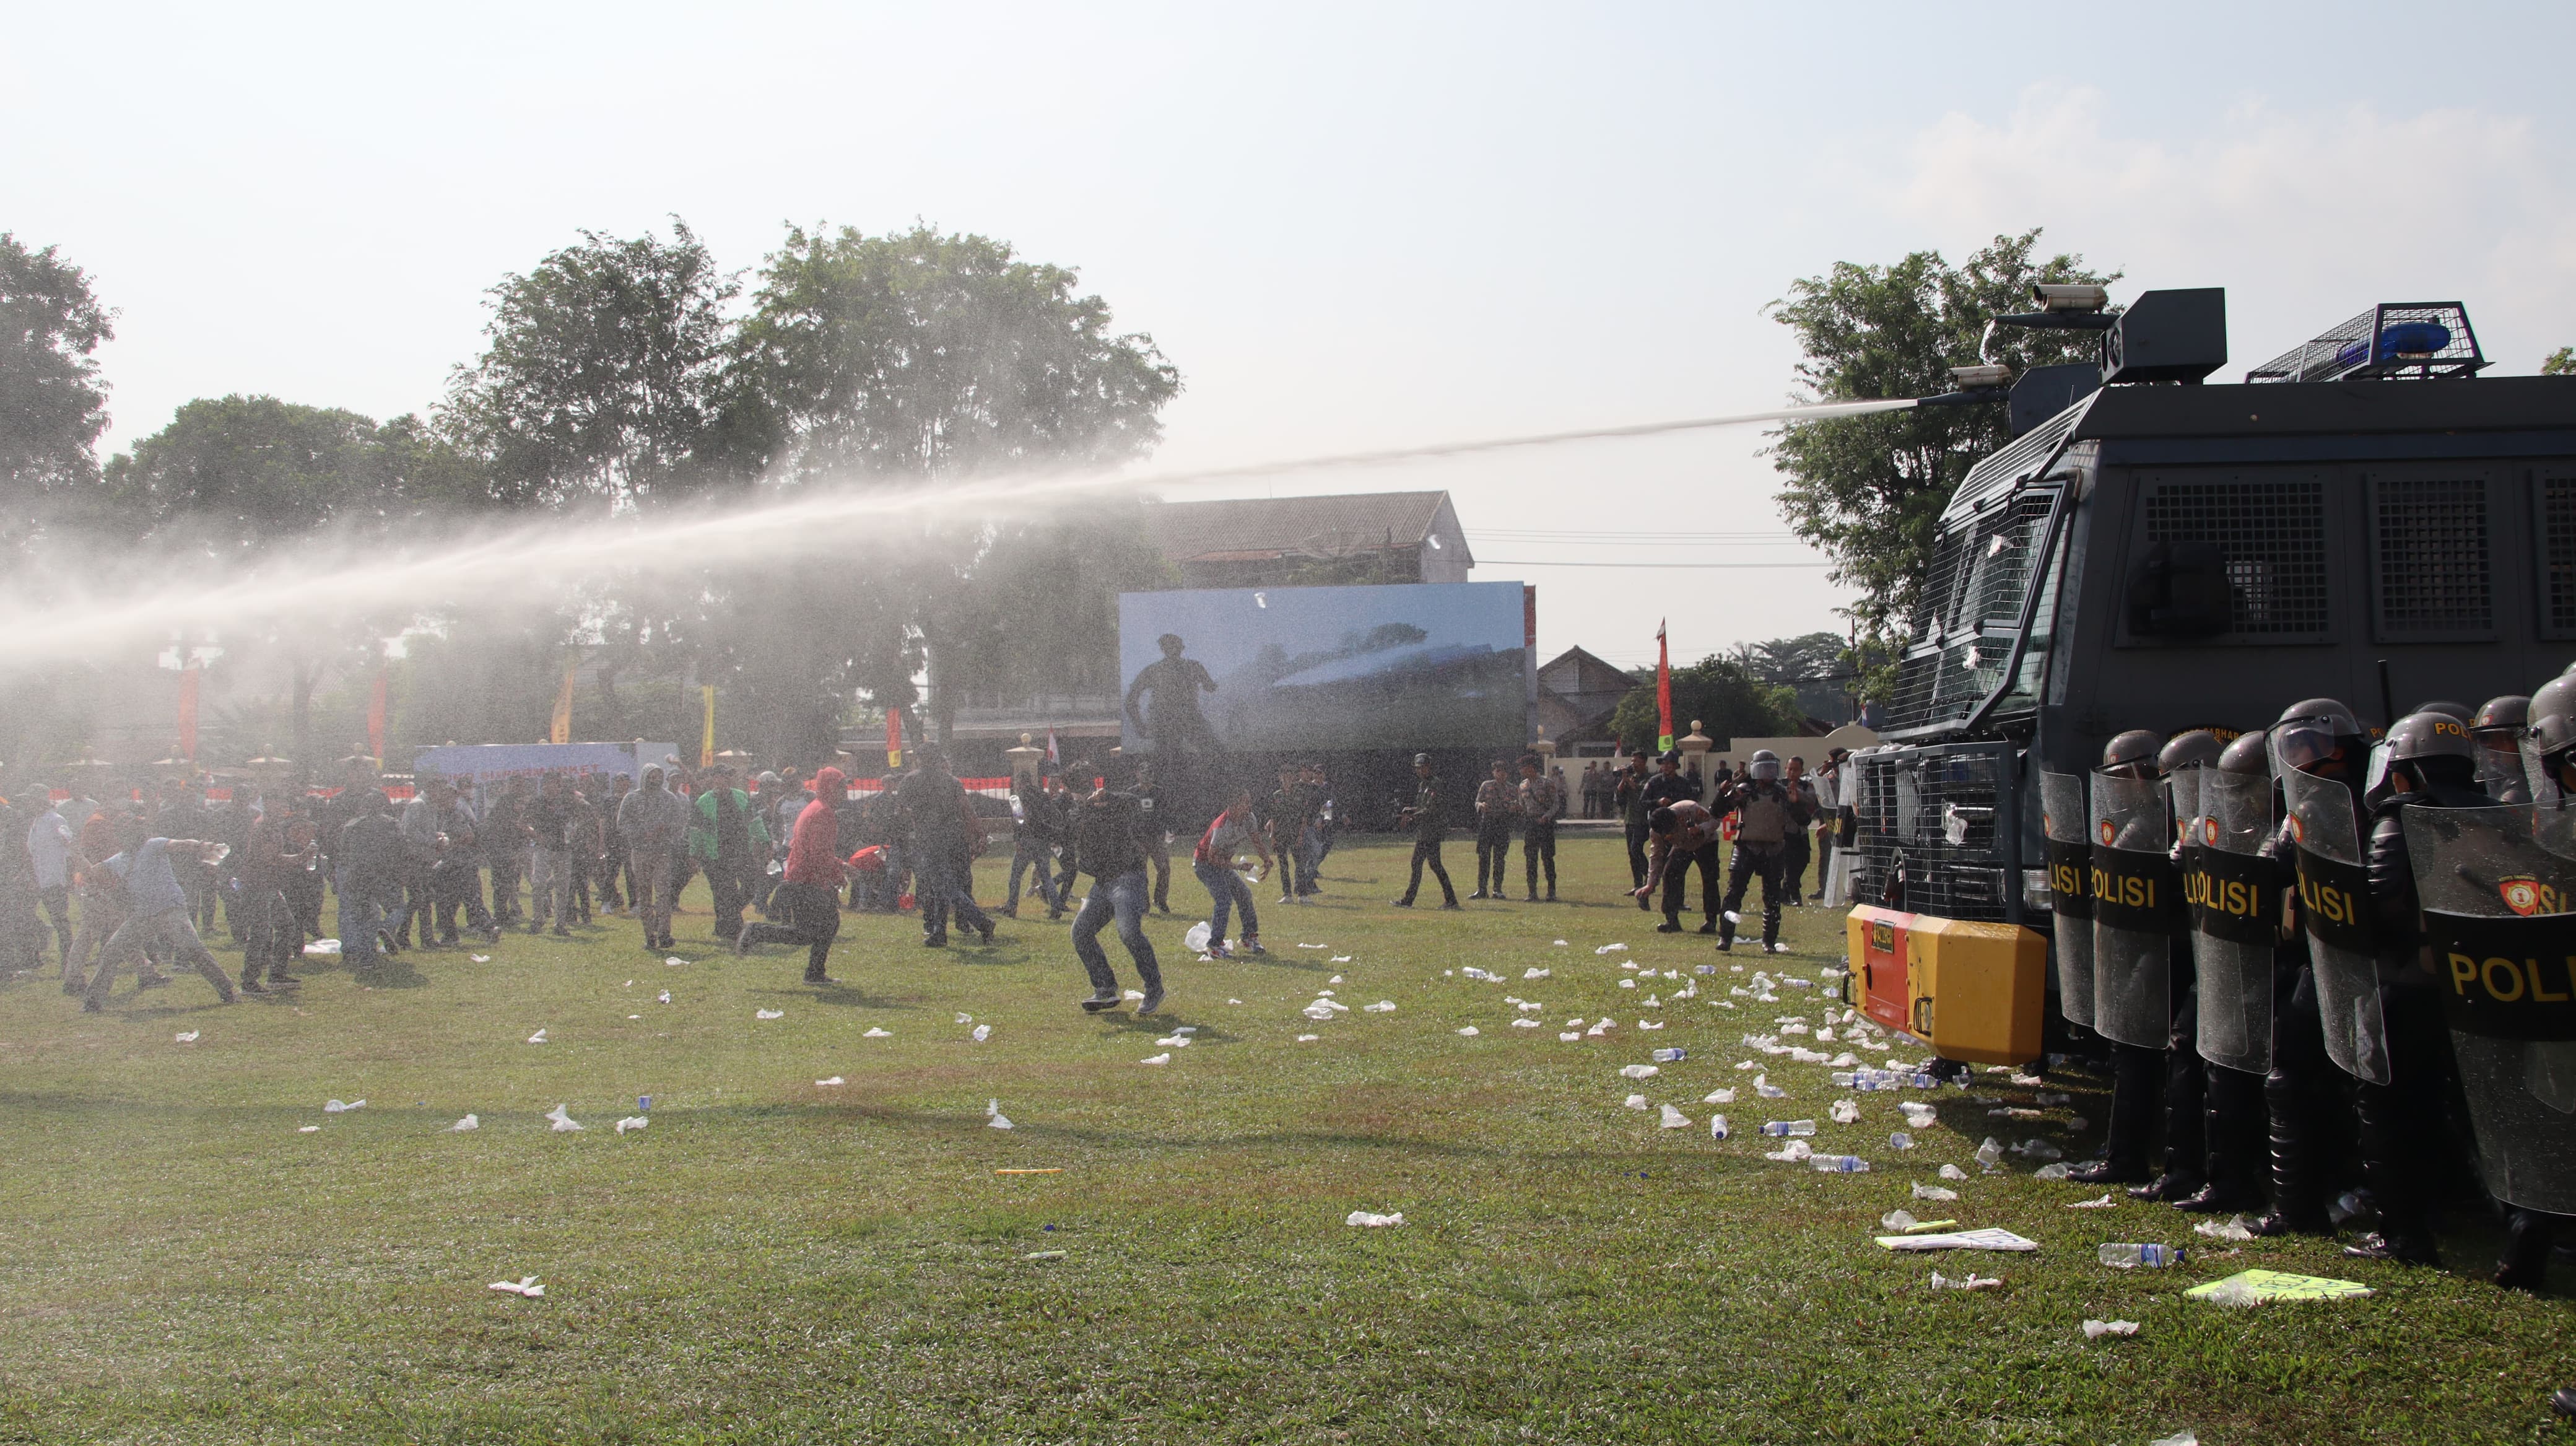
[9,2,2573,673]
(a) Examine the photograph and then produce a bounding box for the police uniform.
[1393,760,1458,908]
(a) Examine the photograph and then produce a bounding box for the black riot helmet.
[2528,674,2576,775]
[2100,730,2162,778]
[2473,695,2530,741]
[2217,730,2271,777]
[2272,698,2365,775]
[1746,749,1782,782]
[2384,710,2480,793]
[2409,700,2476,725]
[2156,730,2224,777]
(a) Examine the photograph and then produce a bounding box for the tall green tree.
[2546,347,2573,377]
[728,224,1180,481]
[0,233,115,519]
[1732,631,1857,723]
[1609,656,1804,752]
[1768,230,2116,674]
[443,219,739,511]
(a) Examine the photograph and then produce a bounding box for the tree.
[0,233,115,516]
[1608,655,1804,753]
[2546,347,2574,377]
[1768,230,2117,673]
[728,223,1180,482]
[1731,631,1856,723]
[442,219,739,511]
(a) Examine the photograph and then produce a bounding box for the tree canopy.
[1767,230,2115,678]
[1608,655,1804,752]
[0,233,115,518]
[2547,347,2573,377]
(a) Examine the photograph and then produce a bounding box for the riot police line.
[2041,673,2576,1299]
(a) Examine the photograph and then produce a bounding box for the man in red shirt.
[737,767,848,983]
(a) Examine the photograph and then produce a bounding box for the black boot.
[2071,1043,2158,1185]
[2250,1051,2333,1236]
[2496,1208,2557,1292]
[2175,1065,2268,1213]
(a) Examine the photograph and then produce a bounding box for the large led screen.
[1118,582,1529,753]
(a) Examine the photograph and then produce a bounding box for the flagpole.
[1655,621,1673,754]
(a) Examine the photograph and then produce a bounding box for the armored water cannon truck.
[1837,287,2576,1065]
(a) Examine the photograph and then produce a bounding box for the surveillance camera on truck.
[1833,288,2576,1067]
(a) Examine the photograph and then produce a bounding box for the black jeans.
[743,881,842,978]
[1523,822,1557,897]
[1624,821,1650,889]
[1401,836,1456,906]
[708,855,757,939]
[1781,834,1812,900]
[1720,845,1784,946]
[1660,842,1721,924]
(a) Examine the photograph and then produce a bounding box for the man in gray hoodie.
[616,767,689,951]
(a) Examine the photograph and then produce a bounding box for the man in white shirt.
[25,796,77,968]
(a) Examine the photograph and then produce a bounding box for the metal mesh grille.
[2142,479,2329,635]
[2544,476,2576,636]
[2247,302,2486,383]
[1848,743,2016,921]
[1885,490,2061,732]
[2374,477,2492,634]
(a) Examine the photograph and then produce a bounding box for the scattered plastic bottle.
[1889,1131,1914,1150]
[1830,1071,1855,1087]
[1760,1119,1819,1138]
[2098,1243,2183,1269]
[1811,1155,1871,1173]
[638,1095,651,1112]
[1709,1114,1730,1140]
[1651,1047,1688,1063]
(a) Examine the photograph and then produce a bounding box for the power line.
[1475,559,1832,569]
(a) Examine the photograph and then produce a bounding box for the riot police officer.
[2069,730,2174,1188]
[2334,709,2487,1265]
[2160,729,2275,1212]
[1712,750,1810,954]
[2471,695,2531,803]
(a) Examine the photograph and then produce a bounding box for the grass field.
[2,833,2570,1444]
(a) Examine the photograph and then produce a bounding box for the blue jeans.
[1297,825,1323,893]
[1071,869,1161,994]
[1009,842,1060,913]
[336,867,383,969]
[916,848,991,941]
[1194,860,1257,945]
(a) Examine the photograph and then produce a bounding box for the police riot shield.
[2187,770,2280,1074]
[2403,803,2576,1213]
[2526,734,2565,809]
[2041,772,2095,1029]
[2478,744,2532,804]
[2089,772,2174,1049]
[2279,768,2391,1085]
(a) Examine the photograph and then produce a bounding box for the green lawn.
[1,834,2568,1444]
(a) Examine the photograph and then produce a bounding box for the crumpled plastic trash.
[1362,1000,1396,1013]
[488,1276,545,1297]
[526,1029,548,1045]
[1882,1209,1920,1230]
[2185,1268,2372,1303]
[302,938,342,956]
[1139,1053,1171,1066]
[986,1099,1014,1130]
[1618,979,1637,990]
[2082,1318,2140,1339]
[1889,1131,1915,1150]
[1763,1139,1814,1162]
[1734,1060,1756,1071]
[1830,1099,1860,1124]
[1331,956,1351,964]
[1704,1089,1736,1104]
[1296,1034,1320,1042]
[1931,1271,2003,1291]
[545,1104,583,1133]
[1622,1093,1650,1110]
[1345,1210,1405,1227]
[614,1115,648,1134]
[2194,1214,2256,1242]
[971,1024,991,1042]
[2068,1192,2116,1209]
[1594,943,1629,955]
[175,1030,200,1043]
[2011,1138,2063,1161]
[2147,1434,2198,1446]
[755,1009,785,1021]
[1183,921,1213,953]
[1524,967,1551,980]
[1938,1164,1970,1181]
[1124,989,1146,1001]
[1638,1020,1665,1031]
[451,1114,479,1131]
[1876,1227,2039,1253]
[1554,939,1569,947]
[1587,1021,1612,1037]
[298,1125,320,1133]
[657,991,672,1004]
[324,1099,364,1113]
[1912,1182,1959,1201]
[2034,1162,2073,1181]
[1558,1032,1582,1042]
[1329,975,1345,985]
[1228,998,1243,1005]
[955,1012,974,1024]
[1023,1248,1066,1260]
[472,954,492,964]
[1658,1104,1691,1129]
[2199,1276,2262,1307]
[817,1076,845,1086]
[1154,1034,1191,1048]
[1619,1063,1660,1079]
[666,957,688,967]
[1511,1018,1543,1029]
[1641,995,1661,1008]
[863,1026,890,1037]
[1456,1026,1480,1036]
[1974,1137,2004,1170]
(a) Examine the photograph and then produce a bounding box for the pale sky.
[9,2,2574,673]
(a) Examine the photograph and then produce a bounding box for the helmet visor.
[1748,759,1782,782]
[2270,720,2343,775]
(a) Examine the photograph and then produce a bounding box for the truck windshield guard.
[1881,477,2074,740]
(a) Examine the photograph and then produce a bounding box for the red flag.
[1655,620,1673,754]
[1045,726,1060,765]
[885,709,904,769]
[367,669,388,762]
[176,663,201,761]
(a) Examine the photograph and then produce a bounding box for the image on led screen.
[1118,582,1528,753]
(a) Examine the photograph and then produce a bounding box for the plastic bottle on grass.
[2098,1243,2183,1269]
[1759,1119,1817,1138]
[1651,1047,1687,1063]
[1810,1155,1871,1173]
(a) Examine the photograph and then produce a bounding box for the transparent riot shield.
[2041,772,2095,1029]
[2279,768,2391,1085]
[2403,803,2576,1213]
[2525,734,2566,809]
[2089,772,2174,1049]
[2478,742,2532,804]
[2188,770,2281,1074]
